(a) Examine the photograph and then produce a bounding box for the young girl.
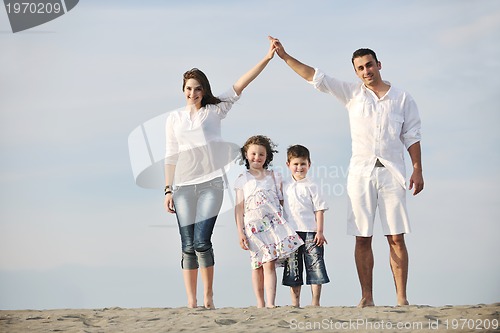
[234,135,303,308]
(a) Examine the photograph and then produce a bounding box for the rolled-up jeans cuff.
[197,248,215,268]
[181,252,198,270]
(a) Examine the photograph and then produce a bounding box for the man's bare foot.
[357,298,375,308]
[397,299,409,306]
[187,303,198,309]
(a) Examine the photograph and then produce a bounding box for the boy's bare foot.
[357,298,375,308]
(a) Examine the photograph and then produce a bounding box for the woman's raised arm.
[232,37,276,96]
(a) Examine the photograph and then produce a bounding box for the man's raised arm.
[269,36,315,82]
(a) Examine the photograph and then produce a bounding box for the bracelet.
[164,185,172,195]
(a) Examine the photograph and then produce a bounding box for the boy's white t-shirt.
[282,175,329,232]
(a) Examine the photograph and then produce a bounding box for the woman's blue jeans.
[173,177,224,270]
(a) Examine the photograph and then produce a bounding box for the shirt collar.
[362,80,392,100]
[290,174,308,183]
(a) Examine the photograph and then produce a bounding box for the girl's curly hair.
[240,135,278,170]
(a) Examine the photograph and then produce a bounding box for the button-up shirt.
[165,88,240,186]
[283,176,329,232]
[309,69,421,188]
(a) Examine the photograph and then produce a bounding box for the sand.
[1,303,499,332]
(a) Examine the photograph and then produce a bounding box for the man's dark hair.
[351,48,379,65]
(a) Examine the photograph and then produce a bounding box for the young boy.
[282,145,330,307]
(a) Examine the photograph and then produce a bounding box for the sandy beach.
[1,303,498,333]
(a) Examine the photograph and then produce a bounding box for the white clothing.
[309,69,421,188]
[165,88,240,186]
[283,175,329,232]
[234,171,303,269]
[347,167,411,236]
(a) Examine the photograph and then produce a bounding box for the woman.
[164,39,276,309]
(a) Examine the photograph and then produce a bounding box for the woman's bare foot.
[204,294,215,309]
[204,302,215,310]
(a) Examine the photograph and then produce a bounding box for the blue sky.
[1,0,499,309]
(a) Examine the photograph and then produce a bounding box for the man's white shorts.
[347,167,411,237]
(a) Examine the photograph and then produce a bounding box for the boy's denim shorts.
[282,232,330,286]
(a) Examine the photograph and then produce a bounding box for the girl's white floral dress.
[234,171,303,269]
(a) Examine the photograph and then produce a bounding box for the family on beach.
[163,37,424,310]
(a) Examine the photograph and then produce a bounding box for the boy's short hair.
[287,145,311,163]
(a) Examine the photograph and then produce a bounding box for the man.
[269,36,424,307]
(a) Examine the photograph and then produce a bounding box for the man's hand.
[409,169,424,195]
[268,35,286,59]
